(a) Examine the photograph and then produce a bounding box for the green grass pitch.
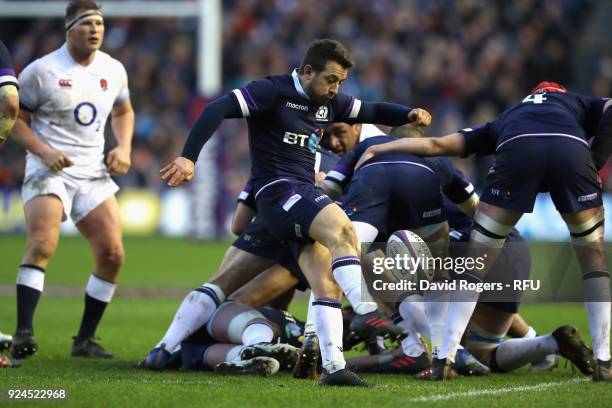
[0,236,611,407]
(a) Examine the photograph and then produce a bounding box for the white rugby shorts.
[22,169,119,223]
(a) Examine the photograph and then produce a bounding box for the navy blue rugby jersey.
[460,91,609,156]
[0,40,18,88]
[325,135,474,204]
[237,146,341,210]
[231,70,361,192]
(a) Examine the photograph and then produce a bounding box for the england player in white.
[9,0,134,359]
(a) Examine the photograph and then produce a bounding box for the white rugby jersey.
[19,43,129,179]
[359,123,383,141]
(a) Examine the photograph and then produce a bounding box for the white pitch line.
[409,377,589,402]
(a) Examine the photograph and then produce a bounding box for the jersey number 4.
[522,93,547,104]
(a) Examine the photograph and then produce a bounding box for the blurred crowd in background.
[2,0,612,207]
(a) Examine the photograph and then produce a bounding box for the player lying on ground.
[356,82,612,381]
[144,301,302,377]
[10,0,134,360]
[160,38,431,387]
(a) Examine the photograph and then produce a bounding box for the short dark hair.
[389,124,426,139]
[66,0,101,21]
[299,39,354,73]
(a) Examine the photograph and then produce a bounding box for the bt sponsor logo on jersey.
[283,131,322,154]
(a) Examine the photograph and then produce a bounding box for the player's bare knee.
[97,245,125,271]
[26,235,58,263]
[331,221,358,252]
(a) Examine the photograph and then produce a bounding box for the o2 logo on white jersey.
[73,102,97,126]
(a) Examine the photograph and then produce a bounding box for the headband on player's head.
[530,81,567,94]
[65,10,103,32]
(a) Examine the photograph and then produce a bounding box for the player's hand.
[354,146,377,171]
[408,108,432,127]
[160,157,195,187]
[315,171,327,186]
[41,148,74,172]
[106,146,131,175]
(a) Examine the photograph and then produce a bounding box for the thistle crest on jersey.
[316,106,329,121]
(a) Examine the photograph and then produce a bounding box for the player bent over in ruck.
[321,126,479,375]
[359,82,611,381]
[161,39,431,386]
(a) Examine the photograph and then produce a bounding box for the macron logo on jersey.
[286,101,309,111]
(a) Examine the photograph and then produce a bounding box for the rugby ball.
[386,230,435,285]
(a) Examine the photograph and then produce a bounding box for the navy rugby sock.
[16,265,45,333]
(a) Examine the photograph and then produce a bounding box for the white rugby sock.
[225,345,244,362]
[157,283,225,352]
[493,335,558,372]
[242,323,274,346]
[304,291,317,336]
[85,274,116,302]
[401,331,425,357]
[524,326,537,338]
[424,287,450,358]
[583,272,611,361]
[313,298,346,373]
[332,256,377,315]
[398,294,431,338]
[438,278,480,361]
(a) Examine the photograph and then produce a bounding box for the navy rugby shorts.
[481,137,602,213]
[341,161,446,240]
[232,218,308,291]
[254,178,334,245]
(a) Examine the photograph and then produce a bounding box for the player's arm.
[162,79,278,187]
[107,99,134,175]
[0,41,19,144]
[590,99,612,170]
[0,84,18,144]
[355,132,466,170]
[320,148,360,200]
[354,102,432,127]
[11,110,74,171]
[160,93,245,187]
